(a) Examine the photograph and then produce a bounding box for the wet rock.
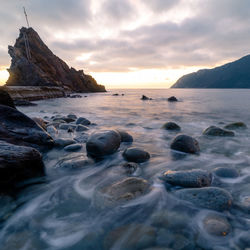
[76,117,91,126]
[224,122,247,130]
[162,122,181,131]
[168,96,178,102]
[51,118,66,124]
[0,88,16,109]
[68,94,82,98]
[104,224,156,250]
[123,147,150,163]
[170,134,200,154]
[203,126,234,137]
[0,105,53,150]
[46,125,58,136]
[59,123,77,130]
[175,187,233,211]
[122,162,139,175]
[14,99,37,107]
[213,167,239,178]
[74,133,89,143]
[61,117,76,123]
[141,95,152,100]
[32,117,48,130]
[54,138,76,147]
[56,154,93,169]
[67,113,77,120]
[116,130,133,143]
[64,143,82,152]
[203,214,231,236]
[86,130,121,158]
[76,124,89,132]
[161,169,212,188]
[98,177,150,207]
[0,140,44,188]
[112,93,119,96]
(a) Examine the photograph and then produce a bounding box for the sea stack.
[6,27,106,94]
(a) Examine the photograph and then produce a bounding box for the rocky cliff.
[6,27,106,92]
[171,55,250,88]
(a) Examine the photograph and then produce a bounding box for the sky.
[0,0,250,89]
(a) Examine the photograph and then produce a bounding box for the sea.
[1,89,250,249]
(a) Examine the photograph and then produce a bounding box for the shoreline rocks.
[170,134,200,154]
[0,140,44,188]
[161,169,212,188]
[123,147,150,163]
[203,126,234,137]
[86,130,121,158]
[162,122,181,131]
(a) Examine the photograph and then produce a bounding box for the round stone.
[123,147,150,163]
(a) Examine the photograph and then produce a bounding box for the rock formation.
[171,54,250,88]
[6,27,106,92]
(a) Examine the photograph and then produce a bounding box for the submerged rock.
[56,154,92,169]
[116,130,133,143]
[0,88,16,109]
[161,169,212,188]
[168,96,178,102]
[0,140,44,188]
[64,143,82,152]
[54,138,76,147]
[32,117,48,130]
[97,177,150,207]
[141,95,152,100]
[76,124,89,132]
[86,130,121,158]
[0,105,53,150]
[76,117,91,126]
[175,187,233,211]
[224,122,247,130]
[123,147,150,163]
[203,214,231,236]
[162,122,181,131]
[213,167,239,178]
[203,126,234,137]
[59,123,77,130]
[170,134,200,154]
[104,224,156,250]
[67,113,77,120]
[122,162,139,175]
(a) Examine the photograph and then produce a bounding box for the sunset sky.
[0,0,250,88]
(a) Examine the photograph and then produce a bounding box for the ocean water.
[1,89,250,249]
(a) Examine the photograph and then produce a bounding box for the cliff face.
[6,27,106,92]
[171,55,250,88]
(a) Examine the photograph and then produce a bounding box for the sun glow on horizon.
[0,68,9,86]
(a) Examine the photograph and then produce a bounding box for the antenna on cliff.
[22,6,31,61]
[23,7,30,28]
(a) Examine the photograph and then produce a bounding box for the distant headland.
[171,55,250,88]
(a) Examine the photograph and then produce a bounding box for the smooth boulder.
[76,117,91,126]
[0,105,53,150]
[175,187,233,211]
[0,140,44,187]
[170,134,200,154]
[224,122,247,130]
[123,147,150,163]
[86,130,121,158]
[162,122,181,131]
[213,167,239,178]
[64,143,82,152]
[116,130,133,142]
[161,169,212,187]
[0,88,16,109]
[203,126,234,137]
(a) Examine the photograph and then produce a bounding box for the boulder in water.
[76,117,91,126]
[162,122,181,131]
[123,147,150,163]
[116,130,133,143]
[203,126,234,137]
[224,122,247,130]
[170,134,200,154]
[161,169,212,187]
[86,130,121,158]
[168,96,178,102]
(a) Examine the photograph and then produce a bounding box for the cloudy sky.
[0,0,249,88]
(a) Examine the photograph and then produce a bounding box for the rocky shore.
[3,27,105,102]
[1,88,249,249]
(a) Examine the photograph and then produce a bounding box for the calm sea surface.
[1,89,250,249]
